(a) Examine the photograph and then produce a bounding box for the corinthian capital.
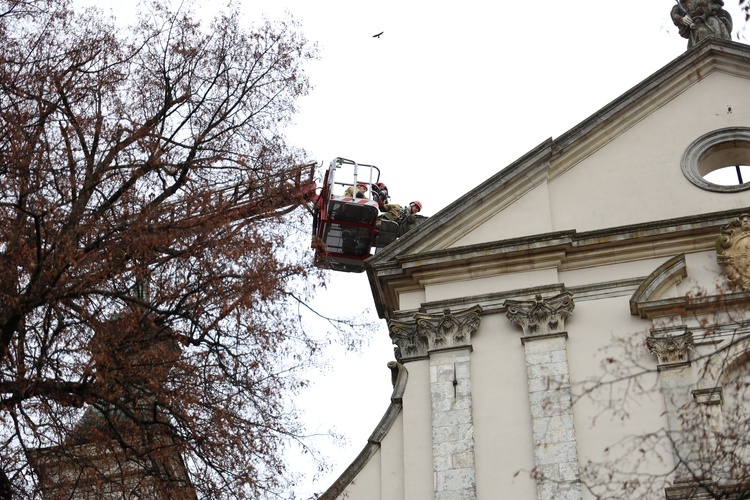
[388,305,482,362]
[646,327,693,367]
[504,291,575,337]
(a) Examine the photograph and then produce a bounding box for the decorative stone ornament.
[388,305,482,362]
[646,327,694,367]
[716,214,750,291]
[504,291,575,337]
[388,320,427,362]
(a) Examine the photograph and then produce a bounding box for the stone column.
[390,305,482,500]
[504,292,582,500]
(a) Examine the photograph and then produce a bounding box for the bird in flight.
[373,31,383,38]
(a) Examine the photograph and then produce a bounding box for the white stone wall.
[430,348,476,500]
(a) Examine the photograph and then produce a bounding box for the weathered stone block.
[435,467,476,492]
[532,414,575,436]
[523,336,567,355]
[527,387,572,407]
[535,463,562,481]
[559,461,581,482]
[525,349,569,366]
[528,360,569,378]
[527,373,570,393]
[434,423,473,444]
[534,441,579,466]
[433,454,452,472]
[433,437,475,457]
[432,395,472,413]
[433,408,473,427]
[435,489,477,500]
[537,480,582,500]
[452,451,475,469]
[532,426,576,446]
[435,363,455,383]
[529,398,573,420]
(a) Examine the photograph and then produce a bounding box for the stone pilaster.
[389,306,482,500]
[504,292,582,500]
[430,347,475,500]
[646,326,695,481]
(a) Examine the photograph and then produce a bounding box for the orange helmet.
[410,201,422,212]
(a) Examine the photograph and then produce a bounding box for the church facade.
[321,39,750,499]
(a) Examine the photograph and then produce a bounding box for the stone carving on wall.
[646,327,694,367]
[504,291,575,337]
[716,214,750,291]
[388,305,482,362]
[388,319,428,362]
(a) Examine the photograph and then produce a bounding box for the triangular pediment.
[368,40,750,270]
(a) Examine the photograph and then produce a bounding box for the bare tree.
[0,0,345,497]
[575,287,750,499]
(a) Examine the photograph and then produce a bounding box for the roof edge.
[553,39,749,159]
[367,138,555,267]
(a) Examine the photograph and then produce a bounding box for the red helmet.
[410,201,422,212]
[376,182,388,191]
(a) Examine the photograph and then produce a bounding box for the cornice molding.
[369,208,750,320]
[633,289,750,320]
[692,387,723,406]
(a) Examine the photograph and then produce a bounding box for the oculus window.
[682,127,750,192]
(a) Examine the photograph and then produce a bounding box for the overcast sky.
[80,0,750,497]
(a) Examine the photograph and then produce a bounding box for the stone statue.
[671,0,732,49]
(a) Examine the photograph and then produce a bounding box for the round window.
[681,127,750,193]
[703,165,750,186]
